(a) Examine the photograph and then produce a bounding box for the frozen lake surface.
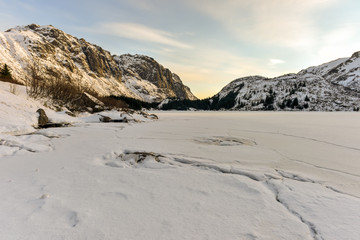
[1,111,360,240]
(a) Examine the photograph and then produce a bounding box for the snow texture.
[1,84,359,239]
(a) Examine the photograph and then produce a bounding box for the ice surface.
[0,85,359,239]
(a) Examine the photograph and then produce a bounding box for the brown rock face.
[1,24,197,102]
[115,54,197,100]
[6,24,122,83]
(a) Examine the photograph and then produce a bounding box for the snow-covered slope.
[211,53,360,111]
[0,81,152,138]
[323,51,360,90]
[0,24,196,102]
[0,81,76,135]
[1,79,359,239]
[1,109,359,239]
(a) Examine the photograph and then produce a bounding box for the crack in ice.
[233,129,360,152]
[266,180,324,240]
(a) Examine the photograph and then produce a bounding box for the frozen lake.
[1,111,360,240]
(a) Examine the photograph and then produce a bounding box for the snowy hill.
[0,24,196,102]
[211,53,360,111]
[161,53,360,111]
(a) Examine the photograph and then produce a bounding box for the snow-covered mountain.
[0,24,197,102]
[115,54,197,102]
[210,53,360,111]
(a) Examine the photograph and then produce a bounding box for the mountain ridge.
[161,52,360,111]
[1,24,360,111]
[0,24,197,102]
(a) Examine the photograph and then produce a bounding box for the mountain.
[214,54,360,111]
[115,54,197,101]
[162,53,360,111]
[0,24,197,102]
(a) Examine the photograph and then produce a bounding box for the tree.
[0,64,12,79]
[291,97,299,108]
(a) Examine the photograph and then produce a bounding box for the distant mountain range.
[0,24,197,102]
[1,24,359,111]
[162,52,360,111]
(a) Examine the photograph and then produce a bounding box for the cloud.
[185,0,339,49]
[160,47,292,98]
[269,59,285,65]
[97,22,192,49]
[314,24,360,63]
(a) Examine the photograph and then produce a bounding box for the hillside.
[0,24,197,102]
[162,53,360,111]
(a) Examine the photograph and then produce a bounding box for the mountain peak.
[0,24,197,102]
[6,24,56,33]
[207,51,360,111]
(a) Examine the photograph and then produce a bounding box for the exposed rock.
[0,24,197,102]
[139,111,158,120]
[115,54,197,101]
[36,108,70,128]
[99,115,112,122]
[36,108,48,126]
[71,92,105,112]
[99,114,128,123]
[65,111,76,117]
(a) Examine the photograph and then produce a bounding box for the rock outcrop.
[115,54,197,101]
[0,24,197,102]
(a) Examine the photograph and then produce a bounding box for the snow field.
[0,83,360,239]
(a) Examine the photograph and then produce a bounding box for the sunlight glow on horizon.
[1,0,360,98]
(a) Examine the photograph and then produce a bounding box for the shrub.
[26,63,46,97]
[0,63,21,84]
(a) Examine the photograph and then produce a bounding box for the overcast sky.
[1,0,360,98]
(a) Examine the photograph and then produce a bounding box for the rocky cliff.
[0,24,197,102]
[115,54,197,101]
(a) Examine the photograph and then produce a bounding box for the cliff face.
[0,24,197,102]
[115,54,197,101]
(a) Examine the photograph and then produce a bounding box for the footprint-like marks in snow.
[67,211,79,227]
[194,136,256,146]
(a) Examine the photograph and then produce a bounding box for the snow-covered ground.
[1,82,360,240]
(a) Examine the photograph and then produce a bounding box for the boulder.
[99,115,112,122]
[36,108,48,126]
[71,92,105,112]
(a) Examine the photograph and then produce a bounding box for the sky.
[1,0,360,98]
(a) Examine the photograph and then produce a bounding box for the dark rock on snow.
[36,108,48,126]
